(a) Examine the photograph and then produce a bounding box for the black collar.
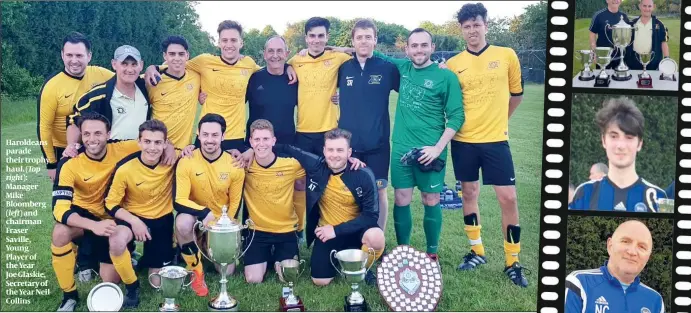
[256,154,278,169]
[220,55,239,66]
[137,152,160,169]
[309,50,325,59]
[467,44,491,57]
[162,69,186,81]
[62,69,84,80]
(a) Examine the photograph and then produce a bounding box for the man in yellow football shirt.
[445,3,527,287]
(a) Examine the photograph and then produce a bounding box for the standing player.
[145,20,295,152]
[146,36,201,149]
[50,112,172,311]
[569,97,667,211]
[242,119,304,283]
[445,3,528,287]
[373,28,464,262]
[104,120,179,308]
[38,32,113,182]
[173,113,246,297]
[337,19,400,232]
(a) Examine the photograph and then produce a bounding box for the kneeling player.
[569,97,666,211]
[174,113,245,296]
[104,120,180,307]
[50,112,147,311]
[246,128,384,286]
[242,119,304,283]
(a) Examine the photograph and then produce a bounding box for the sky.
[195,1,538,40]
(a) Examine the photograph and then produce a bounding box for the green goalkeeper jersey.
[374,51,464,148]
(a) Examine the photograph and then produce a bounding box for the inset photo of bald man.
[564,216,672,313]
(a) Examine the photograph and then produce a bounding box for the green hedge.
[566,216,673,313]
[569,94,677,188]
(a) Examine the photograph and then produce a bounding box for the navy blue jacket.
[337,54,399,152]
[624,16,669,70]
[273,144,379,247]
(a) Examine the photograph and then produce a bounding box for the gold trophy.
[636,50,654,88]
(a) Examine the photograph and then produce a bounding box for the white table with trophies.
[572,70,679,91]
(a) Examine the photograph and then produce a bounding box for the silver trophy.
[331,248,376,312]
[594,47,613,87]
[576,50,595,81]
[278,259,306,311]
[636,50,654,87]
[148,266,195,312]
[193,206,255,311]
[605,15,633,81]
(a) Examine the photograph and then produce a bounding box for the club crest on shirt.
[219,172,229,180]
[186,83,194,91]
[241,69,250,76]
[641,308,651,313]
[276,171,284,177]
[324,60,332,67]
[488,60,500,69]
[116,107,126,114]
[356,187,363,197]
[423,79,434,88]
[368,75,382,85]
[634,202,647,212]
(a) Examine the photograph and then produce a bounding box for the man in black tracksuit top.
[337,19,400,232]
[261,128,386,286]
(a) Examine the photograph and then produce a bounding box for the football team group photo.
[1,1,548,312]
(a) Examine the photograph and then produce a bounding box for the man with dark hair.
[104,119,180,308]
[243,128,382,286]
[66,45,152,147]
[589,0,630,69]
[173,113,246,298]
[565,220,664,313]
[373,28,464,263]
[38,32,113,182]
[146,35,201,149]
[570,97,667,211]
[50,113,174,311]
[445,2,528,288]
[337,19,400,233]
[145,21,296,152]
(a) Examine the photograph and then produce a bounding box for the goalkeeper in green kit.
[374,28,464,261]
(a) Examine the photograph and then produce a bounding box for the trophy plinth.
[606,15,633,81]
[194,206,255,312]
[332,249,376,312]
[279,259,306,312]
[148,266,194,312]
[577,50,595,81]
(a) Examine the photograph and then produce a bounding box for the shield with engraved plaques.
[376,245,443,312]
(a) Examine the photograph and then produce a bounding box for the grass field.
[0,84,544,312]
[571,18,680,78]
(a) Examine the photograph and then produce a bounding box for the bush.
[566,216,673,313]
[569,94,676,188]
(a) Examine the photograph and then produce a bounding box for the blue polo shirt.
[565,262,664,313]
[337,54,399,152]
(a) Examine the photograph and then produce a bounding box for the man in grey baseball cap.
[113,45,143,62]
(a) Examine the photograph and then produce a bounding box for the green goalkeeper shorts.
[390,143,447,193]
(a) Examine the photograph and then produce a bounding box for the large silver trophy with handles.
[193,205,255,311]
[148,266,195,312]
[576,50,595,81]
[331,248,376,312]
[606,15,633,81]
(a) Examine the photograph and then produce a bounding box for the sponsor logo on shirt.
[368,75,382,85]
[595,296,609,313]
[614,202,627,211]
[488,60,500,69]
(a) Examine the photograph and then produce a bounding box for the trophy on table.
[636,50,654,88]
[605,15,634,81]
[594,47,613,87]
[278,259,306,312]
[576,50,595,81]
[193,206,255,312]
[659,57,678,81]
[148,266,195,312]
[331,248,376,312]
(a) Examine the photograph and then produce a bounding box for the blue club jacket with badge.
[249,144,380,247]
[565,262,664,313]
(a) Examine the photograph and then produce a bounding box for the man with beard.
[373,28,464,262]
[445,3,528,288]
[569,97,667,212]
[145,20,296,152]
[50,112,173,311]
[565,220,664,313]
[146,36,201,149]
[337,19,400,234]
[38,32,113,182]
[104,120,179,308]
[173,113,246,297]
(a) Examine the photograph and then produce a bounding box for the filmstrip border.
[536,1,573,312]
[674,3,691,311]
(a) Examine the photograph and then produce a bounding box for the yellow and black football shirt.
[104,151,180,219]
[174,149,245,219]
[38,66,114,168]
[52,140,140,224]
[287,51,352,133]
[318,172,359,227]
[175,54,260,141]
[146,70,201,149]
[446,45,523,143]
[243,157,306,233]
